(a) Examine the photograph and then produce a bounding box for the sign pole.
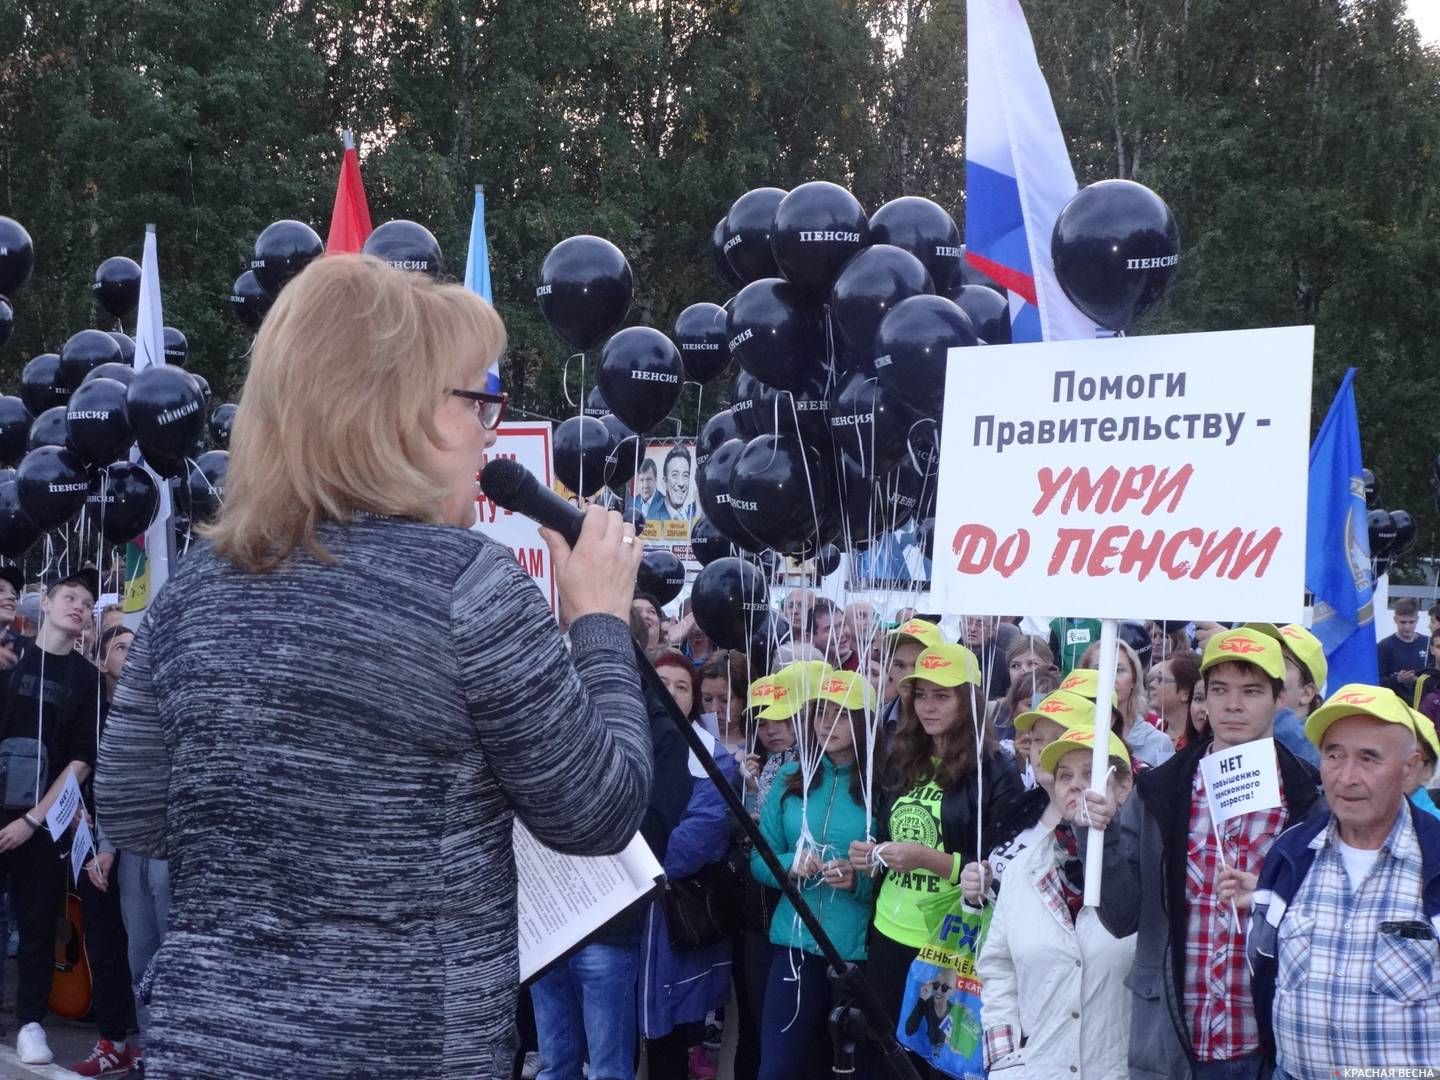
[1083,616,1119,907]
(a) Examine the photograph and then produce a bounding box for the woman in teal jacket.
[750,670,877,1080]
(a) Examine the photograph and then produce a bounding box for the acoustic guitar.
[49,875,91,1020]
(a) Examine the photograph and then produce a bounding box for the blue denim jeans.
[531,942,639,1080]
[1192,1051,1272,1080]
[118,853,171,1042]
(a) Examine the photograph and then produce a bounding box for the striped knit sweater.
[96,517,652,1079]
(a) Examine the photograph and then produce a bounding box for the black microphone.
[480,458,586,547]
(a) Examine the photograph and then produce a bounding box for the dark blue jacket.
[1247,797,1440,1056]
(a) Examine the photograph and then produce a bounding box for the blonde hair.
[207,255,505,571]
[1080,638,1150,724]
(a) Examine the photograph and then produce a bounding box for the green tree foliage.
[0,0,1435,552]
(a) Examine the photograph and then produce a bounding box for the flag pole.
[342,128,354,151]
[1083,616,1118,906]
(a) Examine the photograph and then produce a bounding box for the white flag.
[133,225,173,602]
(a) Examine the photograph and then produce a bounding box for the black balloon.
[0,481,38,559]
[833,453,887,546]
[85,362,136,388]
[868,197,963,295]
[690,556,769,651]
[90,462,159,544]
[127,366,206,466]
[92,256,142,319]
[209,403,237,449]
[711,217,744,289]
[1051,179,1180,331]
[552,415,613,497]
[582,385,609,419]
[905,417,942,477]
[745,365,833,448]
[228,270,273,330]
[20,353,66,414]
[723,187,787,284]
[874,295,977,417]
[730,370,770,441]
[0,218,35,297]
[637,547,686,606]
[949,285,1011,346]
[830,244,933,361]
[17,445,90,529]
[59,329,123,391]
[163,326,188,366]
[186,449,229,522]
[1362,467,1378,507]
[600,414,647,493]
[828,367,914,474]
[1390,509,1417,557]
[815,543,842,577]
[0,397,30,467]
[726,278,823,392]
[107,331,136,365]
[690,515,733,567]
[696,409,740,475]
[536,236,633,352]
[27,407,68,451]
[362,220,442,276]
[1368,508,1397,558]
[622,506,647,532]
[189,372,212,410]
[252,220,324,297]
[697,437,763,553]
[66,378,131,465]
[730,434,831,555]
[597,327,683,433]
[673,303,730,383]
[747,611,792,672]
[0,296,12,348]
[770,182,869,299]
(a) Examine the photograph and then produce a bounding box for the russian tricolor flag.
[964,0,1098,343]
[464,185,501,393]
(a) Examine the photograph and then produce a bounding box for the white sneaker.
[16,1022,52,1065]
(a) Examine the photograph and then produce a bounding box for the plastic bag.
[895,897,990,1079]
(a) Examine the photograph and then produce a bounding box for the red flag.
[327,130,372,254]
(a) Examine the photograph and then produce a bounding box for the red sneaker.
[70,1039,134,1077]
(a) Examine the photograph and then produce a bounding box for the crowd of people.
[507,589,1440,1080]
[0,565,160,1076]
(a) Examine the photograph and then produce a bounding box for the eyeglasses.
[450,389,508,430]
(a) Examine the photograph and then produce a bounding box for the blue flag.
[464,185,499,393]
[1305,368,1376,687]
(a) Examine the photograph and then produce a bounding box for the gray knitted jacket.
[96,517,652,1079]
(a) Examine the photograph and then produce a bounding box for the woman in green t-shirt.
[849,641,1026,1077]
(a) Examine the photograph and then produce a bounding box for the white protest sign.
[1199,737,1282,825]
[70,816,94,885]
[930,327,1313,621]
[474,423,557,616]
[45,768,84,841]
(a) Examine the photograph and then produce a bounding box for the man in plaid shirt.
[1079,627,1321,1078]
[1250,685,1440,1079]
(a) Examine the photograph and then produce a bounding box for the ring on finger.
[622,536,635,545]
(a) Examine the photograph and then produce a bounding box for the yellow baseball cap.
[1014,689,1101,734]
[1408,707,1440,761]
[1201,627,1286,680]
[1243,623,1328,691]
[756,660,833,721]
[885,618,946,651]
[1305,683,1419,747]
[1054,669,1120,708]
[901,642,981,689]
[815,670,876,712]
[1039,726,1132,776]
[748,675,784,712]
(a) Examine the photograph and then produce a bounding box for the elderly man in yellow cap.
[1249,684,1440,1078]
[1076,627,1323,1080]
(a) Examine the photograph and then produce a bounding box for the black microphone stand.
[631,643,921,1080]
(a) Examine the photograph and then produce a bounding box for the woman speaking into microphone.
[96,255,651,1080]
